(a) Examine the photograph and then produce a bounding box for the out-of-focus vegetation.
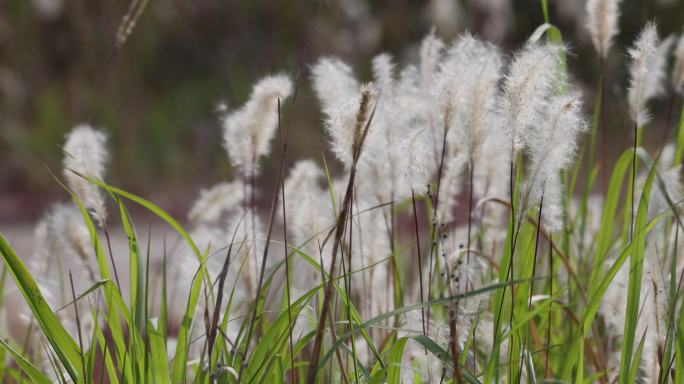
[1,0,683,219]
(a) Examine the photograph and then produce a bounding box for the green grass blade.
[619,155,658,383]
[386,337,409,384]
[0,338,52,384]
[0,234,82,381]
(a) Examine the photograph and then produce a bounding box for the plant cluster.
[2,0,684,382]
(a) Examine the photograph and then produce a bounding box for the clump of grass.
[2,2,684,383]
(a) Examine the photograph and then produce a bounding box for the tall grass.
[2,2,684,383]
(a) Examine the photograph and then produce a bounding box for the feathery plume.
[187,180,244,224]
[221,74,292,177]
[499,43,564,155]
[316,79,375,168]
[63,124,109,226]
[419,29,444,92]
[672,32,684,94]
[311,57,359,114]
[372,53,395,98]
[437,34,503,159]
[627,23,664,126]
[585,0,622,58]
[526,92,587,231]
[283,160,333,263]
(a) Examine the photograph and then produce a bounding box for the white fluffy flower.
[222,74,292,177]
[526,92,587,232]
[62,124,109,226]
[499,43,564,155]
[188,180,245,224]
[585,0,622,58]
[627,23,670,126]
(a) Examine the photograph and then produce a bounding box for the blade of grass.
[0,234,82,381]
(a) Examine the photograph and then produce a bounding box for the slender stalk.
[519,194,544,381]
[545,234,553,378]
[69,271,88,384]
[465,159,475,294]
[103,225,122,293]
[341,217,358,383]
[599,58,608,190]
[412,190,427,338]
[307,94,375,382]
[427,114,450,338]
[276,100,296,384]
[631,122,638,242]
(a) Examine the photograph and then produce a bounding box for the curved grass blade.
[0,234,82,381]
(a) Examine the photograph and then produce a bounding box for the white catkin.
[672,32,684,94]
[526,92,587,232]
[283,159,334,272]
[62,124,109,226]
[627,22,662,127]
[437,34,503,161]
[311,57,359,115]
[419,30,444,93]
[222,74,292,177]
[187,180,244,224]
[360,52,433,202]
[499,43,564,156]
[318,79,376,168]
[585,0,622,58]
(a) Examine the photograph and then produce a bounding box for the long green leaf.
[0,234,82,381]
[0,338,52,384]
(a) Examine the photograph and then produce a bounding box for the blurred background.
[1,0,683,223]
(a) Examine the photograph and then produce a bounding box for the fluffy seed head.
[419,30,444,92]
[222,74,292,177]
[526,92,587,232]
[62,124,109,226]
[627,23,667,126]
[585,0,622,58]
[188,180,245,224]
[437,34,503,159]
[284,160,333,265]
[499,43,564,155]
[311,57,359,114]
[372,53,395,98]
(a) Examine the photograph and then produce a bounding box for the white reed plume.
[314,72,376,167]
[585,0,622,59]
[372,53,395,98]
[499,43,564,155]
[221,74,292,177]
[627,23,665,127]
[359,53,433,203]
[187,180,244,224]
[62,124,109,226]
[283,160,334,267]
[433,35,501,224]
[419,29,444,93]
[311,57,359,116]
[438,34,503,162]
[32,203,95,300]
[672,32,684,94]
[526,91,587,232]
